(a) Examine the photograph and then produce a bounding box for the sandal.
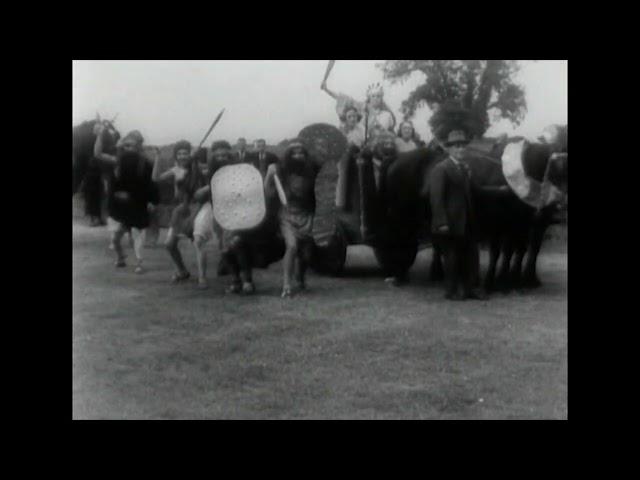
[134,265,145,274]
[242,282,256,294]
[171,271,191,283]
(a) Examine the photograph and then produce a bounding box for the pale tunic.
[368,110,394,137]
[344,125,366,147]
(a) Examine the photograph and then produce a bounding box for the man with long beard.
[265,139,321,298]
[94,127,159,273]
[191,140,237,289]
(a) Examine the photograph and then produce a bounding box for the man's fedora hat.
[445,130,470,146]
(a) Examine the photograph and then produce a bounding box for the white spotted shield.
[210,164,266,230]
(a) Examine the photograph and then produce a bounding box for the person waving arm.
[151,147,179,183]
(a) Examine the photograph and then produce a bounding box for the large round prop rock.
[210,164,266,231]
[298,123,348,163]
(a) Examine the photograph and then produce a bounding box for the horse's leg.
[496,235,515,291]
[83,167,103,224]
[470,241,481,288]
[430,244,445,281]
[484,235,501,292]
[522,220,548,288]
[72,155,87,196]
[510,229,527,288]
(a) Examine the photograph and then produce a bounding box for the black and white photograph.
[72,60,568,420]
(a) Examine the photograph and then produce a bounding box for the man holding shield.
[202,139,284,295]
[192,140,237,289]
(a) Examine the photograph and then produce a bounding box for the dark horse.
[72,119,120,224]
[312,130,567,291]
[458,129,568,291]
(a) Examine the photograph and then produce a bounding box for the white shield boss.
[502,139,563,209]
[210,164,266,230]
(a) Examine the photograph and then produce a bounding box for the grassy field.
[72,200,567,419]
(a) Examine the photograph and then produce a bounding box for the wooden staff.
[357,96,371,240]
[273,173,288,207]
[322,60,336,86]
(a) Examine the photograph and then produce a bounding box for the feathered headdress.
[366,83,384,98]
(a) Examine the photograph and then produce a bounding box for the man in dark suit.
[430,130,486,301]
[250,138,279,178]
[235,137,248,163]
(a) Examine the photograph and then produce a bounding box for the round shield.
[210,164,266,231]
[298,123,348,163]
[502,140,563,209]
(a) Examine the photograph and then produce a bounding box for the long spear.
[198,108,226,149]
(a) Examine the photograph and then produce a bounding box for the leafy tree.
[378,60,528,140]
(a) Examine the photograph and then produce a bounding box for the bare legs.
[193,234,208,288]
[282,240,297,296]
[112,228,126,267]
[165,229,190,280]
[281,236,312,298]
[110,224,145,273]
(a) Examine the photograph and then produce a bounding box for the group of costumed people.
[93,121,321,298]
[321,80,424,152]
[88,76,490,300]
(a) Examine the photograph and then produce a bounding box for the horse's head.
[548,152,568,193]
[535,125,567,193]
[538,124,567,153]
[92,116,121,154]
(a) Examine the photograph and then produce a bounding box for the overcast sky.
[72,60,567,147]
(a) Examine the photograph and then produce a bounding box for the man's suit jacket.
[248,151,279,179]
[235,150,249,164]
[430,157,476,237]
